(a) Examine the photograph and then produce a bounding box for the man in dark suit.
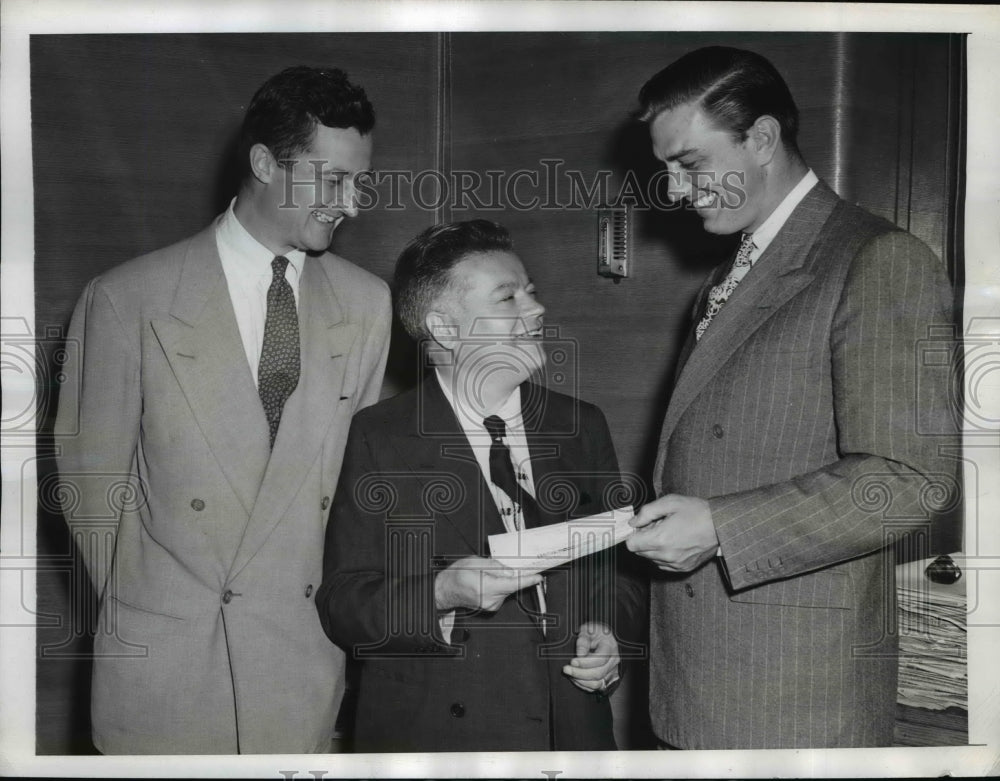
[54,67,391,753]
[317,220,645,752]
[625,47,959,748]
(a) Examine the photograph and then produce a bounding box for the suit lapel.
[522,383,574,528]
[150,222,270,516]
[655,183,839,474]
[395,376,502,556]
[227,257,358,580]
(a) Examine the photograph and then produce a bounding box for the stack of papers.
[896,555,967,711]
[488,506,635,574]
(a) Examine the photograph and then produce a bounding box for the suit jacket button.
[712,424,724,439]
[450,702,465,718]
[321,496,330,510]
[685,583,695,597]
[304,584,313,598]
[191,498,205,511]
[222,589,234,604]
[459,628,471,642]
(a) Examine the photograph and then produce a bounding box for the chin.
[699,214,733,236]
[522,346,547,377]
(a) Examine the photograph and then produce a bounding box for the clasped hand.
[562,621,621,694]
[626,493,720,572]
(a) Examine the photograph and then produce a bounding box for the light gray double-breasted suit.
[54,217,391,753]
[649,181,959,748]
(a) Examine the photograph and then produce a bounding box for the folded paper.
[488,506,634,574]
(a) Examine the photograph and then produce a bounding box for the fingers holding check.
[626,493,720,573]
[562,621,621,693]
[433,556,543,612]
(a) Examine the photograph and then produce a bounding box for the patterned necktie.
[483,414,547,632]
[258,256,300,449]
[695,232,756,341]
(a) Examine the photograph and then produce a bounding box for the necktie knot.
[272,255,289,280]
[483,415,506,443]
[733,233,755,266]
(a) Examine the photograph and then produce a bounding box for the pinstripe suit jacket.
[649,181,959,749]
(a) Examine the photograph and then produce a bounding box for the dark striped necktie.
[483,414,539,529]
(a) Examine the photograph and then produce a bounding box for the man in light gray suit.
[626,47,959,748]
[54,66,391,753]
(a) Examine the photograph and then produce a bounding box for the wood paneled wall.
[31,32,962,754]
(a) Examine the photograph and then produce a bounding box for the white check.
[488,506,635,574]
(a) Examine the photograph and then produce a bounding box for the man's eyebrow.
[665,148,698,162]
[492,280,517,294]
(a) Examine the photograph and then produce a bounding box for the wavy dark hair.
[638,46,800,155]
[238,65,374,181]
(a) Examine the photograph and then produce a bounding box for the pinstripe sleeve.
[711,230,959,591]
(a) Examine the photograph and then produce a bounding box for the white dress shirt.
[435,369,547,639]
[215,198,306,386]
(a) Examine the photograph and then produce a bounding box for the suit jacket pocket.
[727,568,853,609]
[96,595,188,656]
[106,594,188,622]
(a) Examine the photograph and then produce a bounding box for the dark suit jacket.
[648,181,959,748]
[317,377,646,752]
[54,218,391,753]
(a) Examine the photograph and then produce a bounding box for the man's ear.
[425,310,458,351]
[748,115,781,165]
[248,143,277,184]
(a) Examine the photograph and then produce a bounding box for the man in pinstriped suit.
[625,47,959,748]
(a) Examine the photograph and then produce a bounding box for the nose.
[659,165,693,204]
[340,179,360,218]
[524,295,545,323]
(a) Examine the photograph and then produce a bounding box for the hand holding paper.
[434,555,543,611]
[626,493,719,572]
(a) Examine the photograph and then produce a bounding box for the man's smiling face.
[264,124,373,253]
[650,102,767,236]
[436,250,547,391]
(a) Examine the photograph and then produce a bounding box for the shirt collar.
[217,197,306,281]
[748,169,818,258]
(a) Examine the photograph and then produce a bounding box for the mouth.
[513,326,544,341]
[691,191,719,210]
[312,209,341,225]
